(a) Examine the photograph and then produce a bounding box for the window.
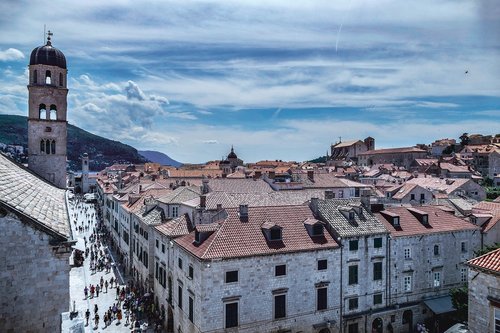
[434,245,440,256]
[339,190,344,198]
[275,264,286,277]
[143,251,148,268]
[33,70,38,84]
[189,265,194,279]
[393,216,400,226]
[225,302,238,328]
[410,194,415,200]
[45,70,51,84]
[433,271,441,287]
[461,241,467,253]
[348,211,355,220]
[420,193,425,200]
[178,285,183,309]
[270,228,282,241]
[348,297,358,310]
[404,276,412,292]
[59,72,63,86]
[144,231,148,240]
[40,140,45,153]
[317,259,327,271]
[348,323,359,333]
[155,262,159,279]
[317,287,327,311]
[348,265,358,285]
[404,247,411,259]
[274,294,286,319]
[155,239,159,249]
[188,296,194,322]
[349,239,359,251]
[373,262,383,281]
[494,307,500,333]
[49,105,57,120]
[374,237,382,248]
[373,293,383,305]
[161,243,165,253]
[225,270,238,283]
[172,206,179,218]
[178,257,183,270]
[461,267,467,283]
[312,224,323,235]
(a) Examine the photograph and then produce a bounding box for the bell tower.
[27,31,68,188]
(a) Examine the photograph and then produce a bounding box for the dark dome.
[228,146,237,159]
[30,41,66,69]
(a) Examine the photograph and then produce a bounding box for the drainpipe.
[387,234,391,306]
[339,237,344,331]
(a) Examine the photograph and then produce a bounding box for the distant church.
[27,31,68,188]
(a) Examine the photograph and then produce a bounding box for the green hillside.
[0,114,149,171]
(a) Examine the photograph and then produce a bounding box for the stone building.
[172,205,341,333]
[311,196,390,333]
[0,153,73,332]
[358,147,428,170]
[27,32,68,188]
[466,248,500,333]
[328,137,374,166]
[375,206,480,332]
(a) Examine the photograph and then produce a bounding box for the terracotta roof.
[167,169,223,178]
[406,177,470,194]
[155,214,193,238]
[208,178,272,194]
[0,153,70,239]
[413,159,438,166]
[467,248,500,274]
[358,147,426,155]
[332,140,362,148]
[440,163,470,173]
[196,222,220,233]
[472,201,500,232]
[375,206,479,237]
[157,185,201,204]
[137,206,164,225]
[175,205,339,260]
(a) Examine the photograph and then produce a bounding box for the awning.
[423,295,456,315]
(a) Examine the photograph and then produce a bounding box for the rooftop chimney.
[307,170,314,181]
[310,197,319,215]
[200,194,206,209]
[216,203,223,211]
[254,170,262,179]
[360,188,371,212]
[268,171,275,179]
[202,177,209,194]
[239,204,249,222]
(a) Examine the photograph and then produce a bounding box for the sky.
[0,0,499,164]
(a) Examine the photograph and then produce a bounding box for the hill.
[0,114,149,171]
[138,150,182,167]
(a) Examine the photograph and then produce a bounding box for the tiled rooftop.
[358,147,427,155]
[316,198,388,237]
[375,206,479,237]
[157,185,201,204]
[155,214,193,238]
[467,248,500,274]
[0,153,70,238]
[207,178,272,194]
[175,205,339,260]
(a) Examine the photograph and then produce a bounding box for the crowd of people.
[71,194,166,332]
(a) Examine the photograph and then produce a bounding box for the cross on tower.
[47,30,53,45]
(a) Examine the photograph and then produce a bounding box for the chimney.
[200,195,206,209]
[139,184,142,193]
[310,197,319,215]
[239,204,248,221]
[325,190,334,199]
[307,170,314,181]
[202,177,209,194]
[360,188,371,212]
[268,171,275,179]
[254,170,262,179]
[216,203,223,212]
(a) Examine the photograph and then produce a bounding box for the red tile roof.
[358,147,426,155]
[472,201,500,232]
[467,248,500,274]
[155,214,193,238]
[375,206,479,237]
[175,205,339,260]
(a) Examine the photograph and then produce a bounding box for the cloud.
[125,80,146,101]
[0,48,24,61]
[202,140,218,144]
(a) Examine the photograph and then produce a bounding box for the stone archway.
[403,310,413,333]
[372,317,383,333]
[318,328,331,333]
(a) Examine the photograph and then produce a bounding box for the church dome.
[29,36,66,69]
[227,146,237,159]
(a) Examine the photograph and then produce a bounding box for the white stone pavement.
[66,198,152,333]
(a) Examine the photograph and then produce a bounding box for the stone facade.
[0,211,71,333]
[467,266,500,332]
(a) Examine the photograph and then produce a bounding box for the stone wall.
[0,212,71,333]
[468,268,500,333]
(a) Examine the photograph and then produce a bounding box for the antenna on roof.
[43,24,46,44]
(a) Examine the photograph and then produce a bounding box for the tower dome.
[227,146,237,159]
[29,32,66,69]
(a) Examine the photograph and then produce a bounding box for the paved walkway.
[67,198,151,332]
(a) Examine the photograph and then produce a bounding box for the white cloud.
[202,140,218,144]
[0,48,24,61]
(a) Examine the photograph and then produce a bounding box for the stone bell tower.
[27,31,68,188]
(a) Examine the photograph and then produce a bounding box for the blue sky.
[0,0,499,163]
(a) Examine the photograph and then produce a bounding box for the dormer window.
[393,216,400,226]
[312,224,323,236]
[195,231,200,243]
[270,227,282,241]
[348,211,355,221]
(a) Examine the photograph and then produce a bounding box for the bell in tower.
[27,31,68,188]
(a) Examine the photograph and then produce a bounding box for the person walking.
[94,304,98,315]
[117,308,122,324]
[105,280,108,293]
[85,308,90,326]
[116,286,120,300]
[100,276,104,290]
[94,313,99,329]
[96,284,100,297]
[84,286,88,299]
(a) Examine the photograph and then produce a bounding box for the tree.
[459,133,470,146]
[450,285,468,323]
[474,243,500,257]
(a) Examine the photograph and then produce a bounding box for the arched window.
[51,140,56,154]
[40,140,45,153]
[45,70,51,85]
[59,73,63,87]
[39,104,47,119]
[45,140,51,154]
[49,105,57,120]
[33,70,38,84]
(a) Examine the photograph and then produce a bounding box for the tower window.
[49,105,57,120]
[59,73,63,87]
[51,140,56,154]
[39,104,47,119]
[45,140,51,154]
[40,140,45,153]
[33,70,38,84]
[45,70,51,85]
